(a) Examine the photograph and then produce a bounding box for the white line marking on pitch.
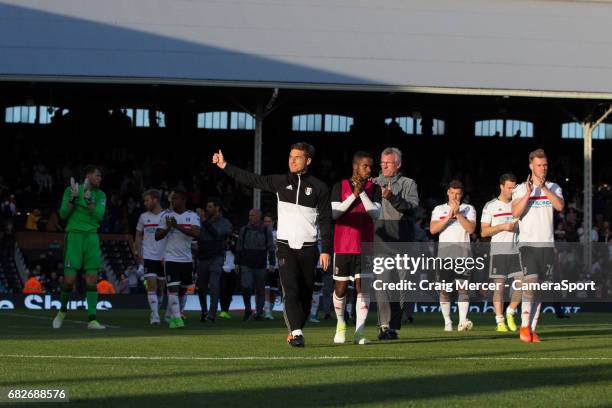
[4,312,121,329]
[0,354,610,361]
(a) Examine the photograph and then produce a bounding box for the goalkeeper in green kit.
[52,165,107,330]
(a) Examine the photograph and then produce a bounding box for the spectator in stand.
[600,221,611,243]
[108,194,123,233]
[47,271,61,294]
[46,210,63,232]
[25,209,41,231]
[119,273,130,294]
[23,273,44,294]
[54,261,64,276]
[578,223,599,243]
[100,208,111,233]
[97,274,116,295]
[125,265,143,294]
[37,252,55,276]
[33,163,53,194]
[30,264,46,288]
[0,177,8,196]
[61,163,73,186]
[1,195,17,218]
[57,273,64,288]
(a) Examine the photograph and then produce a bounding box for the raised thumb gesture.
[212,149,227,169]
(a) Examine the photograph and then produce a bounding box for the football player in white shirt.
[135,189,166,324]
[512,149,564,343]
[430,180,476,332]
[481,174,522,333]
[155,189,200,329]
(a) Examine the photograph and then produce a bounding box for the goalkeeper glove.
[69,177,79,203]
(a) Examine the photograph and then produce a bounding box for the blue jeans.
[240,266,266,315]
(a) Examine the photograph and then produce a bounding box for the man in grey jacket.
[373,147,419,340]
[236,208,276,321]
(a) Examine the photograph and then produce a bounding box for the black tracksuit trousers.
[277,242,318,332]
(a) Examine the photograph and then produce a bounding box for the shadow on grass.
[57,363,612,407]
[2,343,610,389]
[535,328,612,339]
[0,360,356,387]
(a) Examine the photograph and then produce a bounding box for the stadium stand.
[0,85,611,296]
[101,239,137,279]
[12,232,136,293]
[0,243,20,293]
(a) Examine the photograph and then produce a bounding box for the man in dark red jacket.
[330,151,381,345]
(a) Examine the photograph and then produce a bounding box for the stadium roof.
[1,0,612,99]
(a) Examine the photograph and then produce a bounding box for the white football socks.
[530,302,542,332]
[440,302,452,325]
[333,293,346,325]
[521,300,531,328]
[147,292,158,314]
[355,293,370,333]
[458,301,469,324]
[168,294,180,318]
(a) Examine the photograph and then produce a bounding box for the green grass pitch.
[0,310,610,407]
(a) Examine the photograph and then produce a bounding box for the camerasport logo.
[0,295,112,310]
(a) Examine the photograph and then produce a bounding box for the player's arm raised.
[512,175,532,219]
[213,149,279,193]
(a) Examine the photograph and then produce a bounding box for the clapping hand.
[352,176,363,197]
[501,221,517,232]
[449,199,460,219]
[166,216,177,228]
[532,174,545,188]
[525,174,533,196]
[83,179,94,204]
[70,177,79,200]
[382,181,392,200]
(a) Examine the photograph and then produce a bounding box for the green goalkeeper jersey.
[59,185,107,233]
